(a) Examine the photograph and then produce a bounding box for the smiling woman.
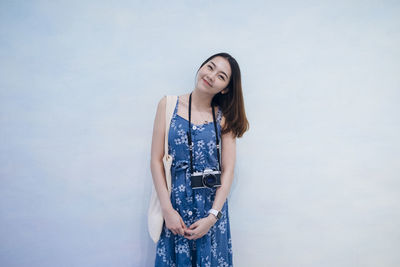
[149,52,249,266]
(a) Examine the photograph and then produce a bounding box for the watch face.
[217,212,222,219]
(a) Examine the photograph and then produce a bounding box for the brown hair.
[196,52,249,138]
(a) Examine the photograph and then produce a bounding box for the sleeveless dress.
[154,96,233,267]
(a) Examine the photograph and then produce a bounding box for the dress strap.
[172,95,179,118]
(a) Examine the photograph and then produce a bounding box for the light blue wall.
[1,0,399,266]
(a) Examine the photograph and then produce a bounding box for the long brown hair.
[196,52,249,138]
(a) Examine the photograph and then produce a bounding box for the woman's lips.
[203,79,211,87]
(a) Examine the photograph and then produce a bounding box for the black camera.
[190,168,222,189]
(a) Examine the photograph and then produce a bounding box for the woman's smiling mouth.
[203,78,212,87]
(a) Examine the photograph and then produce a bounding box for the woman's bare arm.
[150,96,187,235]
[150,96,173,212]
[209,116,236,219]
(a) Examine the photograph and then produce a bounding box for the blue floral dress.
[155,96,233,267]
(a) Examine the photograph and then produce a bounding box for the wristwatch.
[208,209,222,220]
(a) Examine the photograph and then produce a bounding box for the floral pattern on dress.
[155,96,233,267]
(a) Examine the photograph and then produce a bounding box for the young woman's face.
[196,56,232,96]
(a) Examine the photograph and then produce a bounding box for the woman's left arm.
[210,125,236,215]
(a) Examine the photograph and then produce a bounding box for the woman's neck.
[190,90,213,112]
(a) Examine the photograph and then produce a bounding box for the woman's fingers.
[185,228,194,235]
[180,218,188,234]
[171,224,185,236]
[178,226,185,236]
[172,226,182,235]
[174,217,185,236]
[184,230,204,240]
[189,222,198,230]
[184,229,196,240]
[180,217,187,228]
[166,210,189,236]
[183,221,198,239]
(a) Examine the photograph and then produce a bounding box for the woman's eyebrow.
[210,61,229,79]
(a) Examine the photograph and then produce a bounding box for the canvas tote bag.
[148,95,178,243]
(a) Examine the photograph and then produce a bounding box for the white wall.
[0,0,399,266]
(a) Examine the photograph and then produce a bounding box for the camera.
[190,168,222,189]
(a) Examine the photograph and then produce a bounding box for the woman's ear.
[220,88,228,94]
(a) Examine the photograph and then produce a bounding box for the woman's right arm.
[150,96,173,212]
[150,96,187,236]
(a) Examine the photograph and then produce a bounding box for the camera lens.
[203,174,217,188]
[206,175,216,184]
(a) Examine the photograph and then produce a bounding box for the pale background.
[1,0,399,266]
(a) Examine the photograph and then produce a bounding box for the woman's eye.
[219,75,225,80]
[207,65,212,70]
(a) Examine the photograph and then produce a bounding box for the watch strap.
[208,209,222,220]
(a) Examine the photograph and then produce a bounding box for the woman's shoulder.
[157,95,167,109]
[157,94,179,107]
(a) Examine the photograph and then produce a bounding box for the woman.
[150,52,249,266]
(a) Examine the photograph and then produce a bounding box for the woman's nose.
[208,73,216,81]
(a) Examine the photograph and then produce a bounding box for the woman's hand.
[163,208,188,236]
[184,215,217,240]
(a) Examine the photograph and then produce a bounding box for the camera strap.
[187,92,222,175]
